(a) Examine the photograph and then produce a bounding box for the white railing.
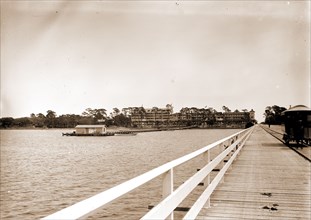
[43,126,254,220]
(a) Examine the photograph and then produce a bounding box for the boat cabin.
[75,125,107,135]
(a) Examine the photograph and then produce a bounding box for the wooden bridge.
[43,125,310,219]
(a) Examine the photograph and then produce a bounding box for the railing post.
[227,139,233,170]
[235,135,239,153]
[163,168,174,219]
[220,142,228,183]
[223,141,228,166]
[203,150,211,208]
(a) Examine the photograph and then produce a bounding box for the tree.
[113,114,131,127]
[207,107,216,113]
[57,114,81,128]
[82,108,107,123]
[13,117,31,127]
[112,108,120,117]
[82,108,93,117]
[37,113,45,118]
[122,108,131,117]
[243,112,251,123]
[30,113,46,127]
[207,117,216,126]
[272,105,286,124]
[166,104,173,114]
[78,116,94,125]
[0,117,14,128]
[263,105,287,125]
[46,110,57,128]
[46,110,56,118]
[222,106,231,112]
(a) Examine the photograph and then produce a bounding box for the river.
[0,128,241,219]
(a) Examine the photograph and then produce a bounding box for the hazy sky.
[1,1,310,121]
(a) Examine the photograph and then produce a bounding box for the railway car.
[282,105,311,145]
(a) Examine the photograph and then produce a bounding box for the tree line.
[0,108,131,129]
[263,105,287,125]
[0,105,255,129]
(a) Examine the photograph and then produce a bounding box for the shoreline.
[1,125,245,132]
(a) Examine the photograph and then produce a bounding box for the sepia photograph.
[1,1,310,219]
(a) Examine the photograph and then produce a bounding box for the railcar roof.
[282,105,311,113]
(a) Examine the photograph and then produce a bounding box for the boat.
[62,125,115,137]
[62,125,139,137]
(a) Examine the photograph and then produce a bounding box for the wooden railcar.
[282,105,311,145]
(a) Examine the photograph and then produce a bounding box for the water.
[0,128,241,219]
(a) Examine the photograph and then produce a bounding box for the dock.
[62,126,198,136]
[197,125,311,219]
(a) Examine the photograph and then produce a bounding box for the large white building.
[130,106,255,127]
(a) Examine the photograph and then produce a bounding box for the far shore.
[1,125,246,131]
[0,126,165,131]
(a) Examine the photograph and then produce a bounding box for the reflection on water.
[0,129,241,219]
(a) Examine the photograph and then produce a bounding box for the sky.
[1,1,310,122]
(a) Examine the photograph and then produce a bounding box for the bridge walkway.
[197,125,311,219]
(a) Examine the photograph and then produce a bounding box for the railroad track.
[260,125,311,162]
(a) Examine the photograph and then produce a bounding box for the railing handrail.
[43,127,253,220]
[143,127,253,219]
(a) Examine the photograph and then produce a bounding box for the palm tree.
[46,110,56,118]
[113,108,120,117]
[95,109,107,121]
[166,104,173,114]
[222,106,231,112]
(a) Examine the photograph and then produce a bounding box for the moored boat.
[62,125,114,137]
[62,125,139,137]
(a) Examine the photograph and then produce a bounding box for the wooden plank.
[142,130,253,220]
[210,200,311,211]
[184,130,253,219]
[198,126,311,219]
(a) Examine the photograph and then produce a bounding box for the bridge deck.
[197,125,311,219]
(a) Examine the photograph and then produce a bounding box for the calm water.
[0,128,241,219]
